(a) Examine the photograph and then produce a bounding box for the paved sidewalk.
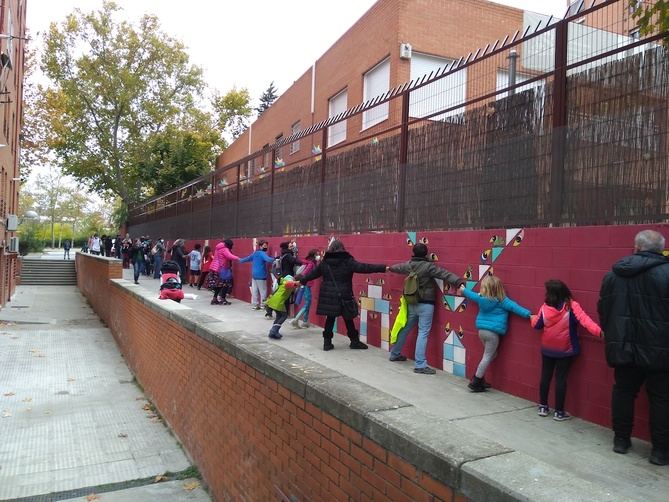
[0,286,210,501]
[127,268,669,501]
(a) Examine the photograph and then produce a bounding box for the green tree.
[40,1,206,206]
[256,81,279,116]
[212,87,252,139]
[137,108,225,196]
[630,0,669,40]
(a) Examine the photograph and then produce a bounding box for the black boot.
[468,376,486,392]
[323,332,334,351]
[348,331,368,350]
[480,377,492,389]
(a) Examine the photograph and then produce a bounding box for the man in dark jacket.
[389,243,464,374]
[301,240,386,351]
[598,229,669,465]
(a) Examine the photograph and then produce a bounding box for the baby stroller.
[159,260,184,303]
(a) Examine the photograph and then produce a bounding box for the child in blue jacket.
[239,240,274,310]
[460,275,531,392]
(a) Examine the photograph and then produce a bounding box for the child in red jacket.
[531,279,603,421]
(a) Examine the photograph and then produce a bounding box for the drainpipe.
[508,49,518,97]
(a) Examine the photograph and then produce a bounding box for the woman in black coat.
[301,240,386,351]
[170,238,187,282]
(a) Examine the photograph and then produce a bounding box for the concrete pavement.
[126,268,669,501]
[0,285,210,501]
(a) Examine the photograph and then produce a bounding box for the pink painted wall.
[183,223,668,440]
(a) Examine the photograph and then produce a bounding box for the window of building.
[629,28,640,40]
[362,58,390,130]
[410,53,466,120]
[328,89,347,146]
[290,121,300,154]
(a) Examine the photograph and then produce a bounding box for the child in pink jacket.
[207,239,240,305]
[531,279,603,421]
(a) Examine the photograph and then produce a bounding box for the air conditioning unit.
[6,214,18,231]
[399,42,412,60]
[8,236,18,252]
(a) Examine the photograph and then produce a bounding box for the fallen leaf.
[150,417,162,423]
[154,474,168,483]
[2,410,11,418]
[183,480,200,491]
[142,403,152,411]
[117,433,128,438]
[86,494,100,501]
[3,392,15,397]
[22,397,32,403]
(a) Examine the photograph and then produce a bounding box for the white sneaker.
[290,318,301,329]
[301,322,310,328]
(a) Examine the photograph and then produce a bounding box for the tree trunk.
[51,215,56,248]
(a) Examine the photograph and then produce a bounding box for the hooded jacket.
[389,257,463,304]
[210,242,239,273]
[266,276,300,312]
[462,288,530,335]
[301,251,385,318]
[598,251,669,370]
[531,300,601,357]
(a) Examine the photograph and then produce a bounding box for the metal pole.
[234,164,241,237]
[269,149,276,235]
[318,128,328,234]
[550,20,568,226]
[508,49,518,97]
[397,91,410,232]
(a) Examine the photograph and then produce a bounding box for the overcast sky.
[26,0,569,105]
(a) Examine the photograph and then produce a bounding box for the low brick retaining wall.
[76,254,613,501]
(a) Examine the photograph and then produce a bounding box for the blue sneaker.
[553,411,572,421]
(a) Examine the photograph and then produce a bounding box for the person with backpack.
[151,239,165,279]
[239,240,274,310]
[300,239,386,351]
[388,243,464,374]
[208,239,240,305]
[63,240,71,260]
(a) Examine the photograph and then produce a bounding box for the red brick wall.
[76,254,470,501]
[189,223,669,441]
[76,254,123,323]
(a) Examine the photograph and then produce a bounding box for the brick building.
[217,0,553,172]
[0,0,26,308]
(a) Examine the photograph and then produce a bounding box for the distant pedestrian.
[531,279,602,421]
[151,239,165,279]
[291,249,320,328]
[265,275,301,339]
[208,239,239,305]
[460,275,530,389]
[131,238,144,284]
[103,235,113,257]
[188,243,202,287]
[90,234,101,255]
[389,243,464,374]
[63,240,71,260]
[239,240,274,310]
[197,245,213,290]
[300,239,386,351]
[598,230,669,465]
[121,234,131,268]
[170,239,187,281]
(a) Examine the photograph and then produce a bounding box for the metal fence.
[128,0,669,239]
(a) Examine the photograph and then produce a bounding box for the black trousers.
[612,366,669,450]
[539,355,574,412]
[323,316,358,340]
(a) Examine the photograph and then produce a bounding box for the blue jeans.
[133,261,143,281]
[295,286,312,322]
[390,303,434,368]
[153,255,163,279]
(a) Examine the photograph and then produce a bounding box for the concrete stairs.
[19,257,77,286]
